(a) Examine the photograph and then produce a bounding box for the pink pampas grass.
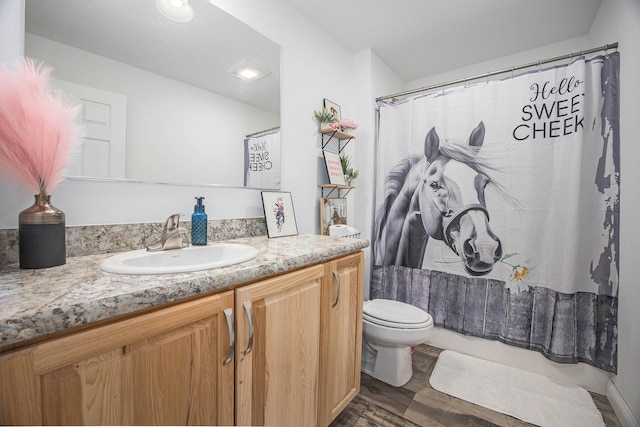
[0,58,81,196]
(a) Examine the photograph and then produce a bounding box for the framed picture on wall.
[320,198,348,235]
[261,191,298,238]
[323,150,346,185]
[323,98,341,122]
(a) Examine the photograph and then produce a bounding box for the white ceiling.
[282,0,604,81]
[25,0,281,113]
[24,0,604,110]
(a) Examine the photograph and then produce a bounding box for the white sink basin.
[100,243,259,275]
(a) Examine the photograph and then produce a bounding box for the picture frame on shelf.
[323,150,346,186]
[320,198,347,235]
[261,191,298,238]
[323,98,341,122]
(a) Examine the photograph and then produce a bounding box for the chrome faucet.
[147,213,190,251]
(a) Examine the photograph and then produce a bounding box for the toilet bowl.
[361,299,433,387]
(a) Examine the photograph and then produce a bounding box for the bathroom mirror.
[24,0,281,189]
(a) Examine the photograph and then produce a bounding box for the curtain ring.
[511,67,515,79]
[486,72,490,84]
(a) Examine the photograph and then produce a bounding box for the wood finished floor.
[330,344,621,427]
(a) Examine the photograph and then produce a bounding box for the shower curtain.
[372,52,619,372]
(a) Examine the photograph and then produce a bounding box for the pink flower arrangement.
[339,118,358,130]
[0,58,81,196]
[329,118,359,132]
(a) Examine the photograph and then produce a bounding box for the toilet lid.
[363,299,432,329]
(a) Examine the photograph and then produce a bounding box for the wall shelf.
[318,184,354,198]
[319,128,355,152]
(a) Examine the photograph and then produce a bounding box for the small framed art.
[320,198,348,235]
[261,191,298,238]
[323,98,341,122]
[323,150,346,186]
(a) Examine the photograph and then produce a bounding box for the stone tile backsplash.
[0,218,267,267]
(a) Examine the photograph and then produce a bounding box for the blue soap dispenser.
[191,197,207,246]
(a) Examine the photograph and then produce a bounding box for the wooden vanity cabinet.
[233,253,364,427]
[0,252,364,426]
[0,291,235,425]
[318,252,364,426]
[234,263,325,427]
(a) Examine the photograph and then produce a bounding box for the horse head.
[417,122,503,276]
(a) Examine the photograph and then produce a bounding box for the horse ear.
[424,127,440,161]
[469,121,485,148]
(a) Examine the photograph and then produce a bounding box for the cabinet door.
[0,291,235,426]
[318,252,364,427]
[235,264,324,427]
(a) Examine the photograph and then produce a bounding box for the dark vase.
[18,194,66,269]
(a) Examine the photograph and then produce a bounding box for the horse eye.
[429,181,439,191]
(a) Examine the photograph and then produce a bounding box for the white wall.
[0,0,354,231]
[25,34,278,186]
[208,0,356,237]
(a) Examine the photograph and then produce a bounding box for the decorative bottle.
[19,194,66,269]
[191,197,207,246]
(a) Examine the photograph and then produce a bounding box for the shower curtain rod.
[376,42,618,103]
[245,126,281,138]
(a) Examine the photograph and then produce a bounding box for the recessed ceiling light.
[227,61,270,82]
[238,68,260,80]
[156,0,194,23]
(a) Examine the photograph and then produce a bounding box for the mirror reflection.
[24,0,281,188]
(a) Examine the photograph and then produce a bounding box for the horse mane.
[374,153,423,264]
[382,153,423,202]
[439,138,520,208]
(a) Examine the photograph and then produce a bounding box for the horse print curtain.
[372,52,619,372]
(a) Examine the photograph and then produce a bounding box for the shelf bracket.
[338,137,353,153]
[321,130,338,149]
[319,185,354,198]
[320,129,355,152]
[322,186,338,198]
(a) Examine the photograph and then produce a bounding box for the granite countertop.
[0,234,369,352]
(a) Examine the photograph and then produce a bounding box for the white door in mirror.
[56,80,127,179]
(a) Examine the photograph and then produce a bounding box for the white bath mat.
[429,350,604,427]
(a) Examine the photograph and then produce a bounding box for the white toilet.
[361,299,434,387]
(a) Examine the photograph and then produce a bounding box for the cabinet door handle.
[242,301,254,356]
[332,270,341,308]
[223,308,234,366]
